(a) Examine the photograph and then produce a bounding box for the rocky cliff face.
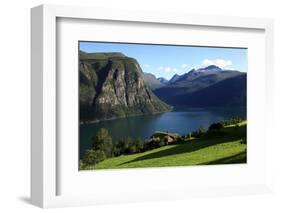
[79,51,171,122]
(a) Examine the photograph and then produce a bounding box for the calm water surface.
[79,107,246,159]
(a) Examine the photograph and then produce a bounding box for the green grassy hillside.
[82,122,246,170]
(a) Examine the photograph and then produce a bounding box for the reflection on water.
[79,107,246,159]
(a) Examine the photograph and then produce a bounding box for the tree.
[197,126,205,135]
[208,122,224,131]
[111,144,120,157]
[135,137,144,153]
[128,143,137,154]
[83,149,106,166]
[116,137,131,155]
[123,137,140,154]
[92,128,113,157]
[192,126,205,138]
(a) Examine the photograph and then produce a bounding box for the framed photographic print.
[78,41,247,170]
[31,4,274,208]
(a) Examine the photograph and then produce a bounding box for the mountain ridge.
[154,73,246,107]
[79,52,172,122]
[151,65,246,107]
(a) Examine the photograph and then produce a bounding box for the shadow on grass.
[201,150,247,165]
[119,129,245,166]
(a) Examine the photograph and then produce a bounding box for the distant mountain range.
[144,65,246,107]
[79,51,171,122]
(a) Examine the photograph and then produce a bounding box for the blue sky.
[80,41,247,80]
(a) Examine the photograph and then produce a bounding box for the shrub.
[83,149,106,166]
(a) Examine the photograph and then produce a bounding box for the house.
[162,135,174,143]
[150,131,178,144]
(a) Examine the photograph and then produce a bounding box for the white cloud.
[164,67,172,72]
[144,64,150,68]
[158,65,185,73]
[157,66,163,70]
[202,59,233,69]
[157,66,176,73]
[181,64,189,69]
[155,64,192,79]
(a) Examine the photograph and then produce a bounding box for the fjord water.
[79,107,246,159]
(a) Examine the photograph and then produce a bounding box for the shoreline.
[79,108,173,125]
[79,106,246,125]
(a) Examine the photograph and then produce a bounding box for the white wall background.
[0,0,280,212]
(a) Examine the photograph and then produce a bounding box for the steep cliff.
[79,51,171,122]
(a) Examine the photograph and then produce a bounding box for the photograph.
[79,41,247,170]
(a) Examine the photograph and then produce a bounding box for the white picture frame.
[31,4,274,208]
